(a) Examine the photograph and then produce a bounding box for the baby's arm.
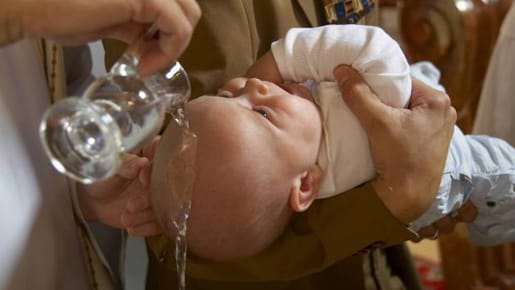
[270,25,411,108]
[245,51,283,84]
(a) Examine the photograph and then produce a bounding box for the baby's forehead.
[219,77,315,98]
[187,96,263,143]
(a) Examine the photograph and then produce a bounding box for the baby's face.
[152,77,322,260]
[188,77,323,189]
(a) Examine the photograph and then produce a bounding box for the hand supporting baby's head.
[152,77,323,261]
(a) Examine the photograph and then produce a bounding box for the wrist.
[0,0,24,46]
[371,176,425,225]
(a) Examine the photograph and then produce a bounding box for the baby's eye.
[254,107,270,119]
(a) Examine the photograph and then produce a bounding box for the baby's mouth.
[280,83,315,102]
[279,83,294,93]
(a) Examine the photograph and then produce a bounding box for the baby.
[151,25,515,262]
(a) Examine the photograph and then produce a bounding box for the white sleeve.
[271,25,411,108]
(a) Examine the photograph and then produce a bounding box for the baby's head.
[152,77,323,261]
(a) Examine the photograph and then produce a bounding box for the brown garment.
[41,39,115,290]
[104,1,421,289]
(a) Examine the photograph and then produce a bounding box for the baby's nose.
[243,78,269,96]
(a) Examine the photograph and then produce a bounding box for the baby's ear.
[289,165,323,212]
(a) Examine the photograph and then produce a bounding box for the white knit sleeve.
[271,25,411,108]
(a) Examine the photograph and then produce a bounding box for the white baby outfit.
[271,25,515,245]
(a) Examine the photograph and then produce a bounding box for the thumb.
[142,136,162,161]
[333,65,392,131]
[139,162,152,187]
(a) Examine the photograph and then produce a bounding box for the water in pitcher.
[40,28,196,288]
[85,83,163,152]
[40,49,190,183]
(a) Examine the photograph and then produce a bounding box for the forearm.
[0,0,24,46]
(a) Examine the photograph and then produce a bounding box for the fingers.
[138,136,160,186]
[127,222,162,237]
[415,218,456,241]
[433,216,456,234]
[122,208,155,227]
[102,23,147,44]
[410,78,457,124]
[142,136,161,160]
[139,165,152,187]
[410,78,449,106]
[127,195,150,212]
[454,200,478,222]
[117,154,150,179]
[414,201,478,241]
[176,0,203,28]
[137,0,201,76]
[415,225,439,242]
[416,218,454,241]
[409,79,456,142]
[122,195,162,236]
[333,65,395,132]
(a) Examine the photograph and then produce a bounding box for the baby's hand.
[123,136,163,236]
[77,137,163,236]
[122,195,162,236]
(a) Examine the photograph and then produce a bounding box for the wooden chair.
[398,0,514,289]
[399,0,512,132]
